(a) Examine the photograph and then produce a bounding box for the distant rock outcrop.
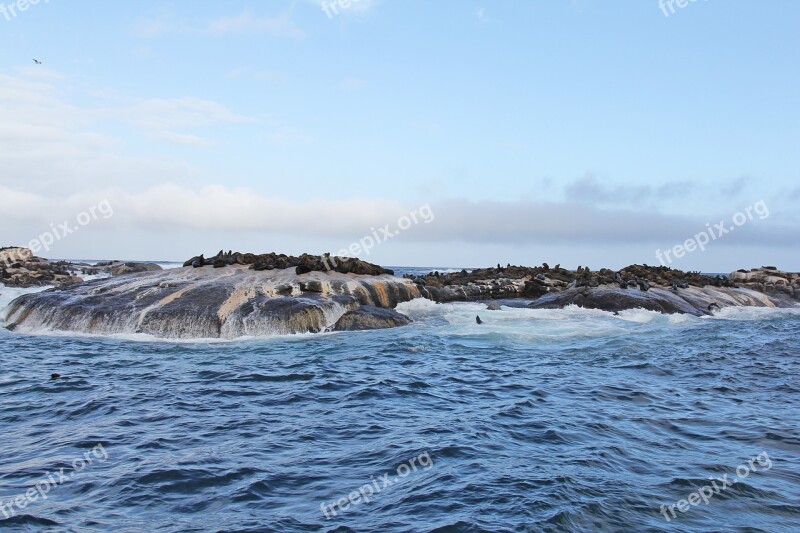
[729,267,800,297]
[182,250,394,276]
[81,261,163,277]
[0,247,82,287]
[0,246,166,288]
[403,263,797,314]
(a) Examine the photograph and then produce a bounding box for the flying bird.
[33,59,42,64]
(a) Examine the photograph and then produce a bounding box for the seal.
[476,315,483,324]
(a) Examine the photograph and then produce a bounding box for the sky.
[1,0,798,271]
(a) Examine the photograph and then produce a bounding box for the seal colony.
[2,248,798,339]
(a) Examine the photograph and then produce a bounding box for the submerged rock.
[332,306,412,331]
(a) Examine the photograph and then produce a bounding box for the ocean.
[1,271,799,532]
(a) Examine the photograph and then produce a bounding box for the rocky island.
[2,247,798,339]
[0,246,162,287]
[408,263,799,315]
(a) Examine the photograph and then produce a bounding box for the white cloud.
[2,184,794,248]
[133,7,304,39]
[121,97,252,131]
[132,13,187,38]
[0,70,251,189]
[563,173,691,207]
[150,131,214,147]
[13,65,64,81]
[1,66,794,266]
[206,9,304,38]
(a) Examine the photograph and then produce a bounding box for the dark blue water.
[1,299,799,532]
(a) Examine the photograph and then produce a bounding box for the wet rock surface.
[526,285,779,316]
[332,306,413,331]
[5,265,419,339]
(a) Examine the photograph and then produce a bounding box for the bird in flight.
[33,59,42,64]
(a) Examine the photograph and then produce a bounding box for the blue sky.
[1,0,798,270]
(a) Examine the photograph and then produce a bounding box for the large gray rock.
[528,284,783,316]
[5,265,420,339]
[333,306,412,331]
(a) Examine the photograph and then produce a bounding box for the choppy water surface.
[1,293,799,532]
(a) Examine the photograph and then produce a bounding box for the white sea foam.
[156,262,183,270]
[703,305,800,321]
[0,284,48,327]
[397,299,633,341]
[0,322,340,344]
[4,286,797,343]
[395,298,796,341]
